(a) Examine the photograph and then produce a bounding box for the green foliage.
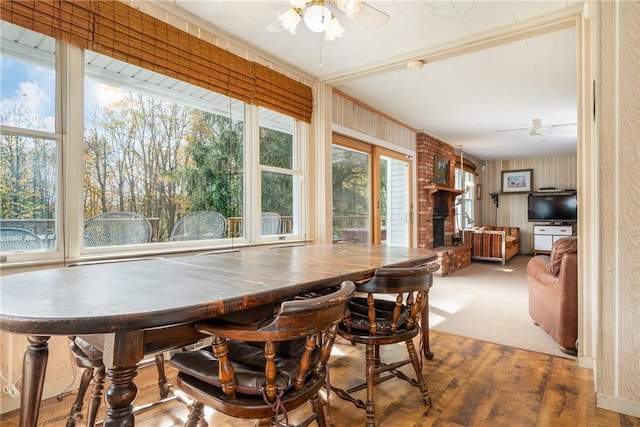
[182,111,244,219]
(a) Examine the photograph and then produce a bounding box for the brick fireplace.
[416,132,471,275]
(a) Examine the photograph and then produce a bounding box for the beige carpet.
[429,254,575,359]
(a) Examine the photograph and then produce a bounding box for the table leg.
[20,335,50,427]
[421,297,434,360]
[103,365,138,426]
[101,330,144,426]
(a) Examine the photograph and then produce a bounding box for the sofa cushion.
[505,235,517,248]
[549,236,578,275]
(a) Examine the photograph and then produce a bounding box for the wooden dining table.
[0,244,437,426]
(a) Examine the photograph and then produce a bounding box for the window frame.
[0,30,64,265]
[1,22,309,267]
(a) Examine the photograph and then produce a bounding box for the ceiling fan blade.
[549,122,577,128]
[266,17,285,32]
[355,2,390,27]
[493,127,529,133]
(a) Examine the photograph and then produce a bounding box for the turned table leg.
[103,365,138,426]
[101,330,144,426]
[421,296,434,360]
[20,335,50,427]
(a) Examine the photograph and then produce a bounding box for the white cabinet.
[533,225,575,255]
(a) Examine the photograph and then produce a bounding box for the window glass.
[259,108,296,236]
[1,21,57,254]
[84,51,244,247]
[332,146,370,243]
[455,168,475,230]
[1,23,56,133]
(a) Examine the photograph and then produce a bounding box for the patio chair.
[83,212,152,247]
[170,211,227,241]
[0,227,44,252]
[261,212,281,235]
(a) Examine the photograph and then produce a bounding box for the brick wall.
[416,132,457,249]
[434,244,472,276]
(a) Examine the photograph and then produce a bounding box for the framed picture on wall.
[434,155,449,186]
[501,169,533,193]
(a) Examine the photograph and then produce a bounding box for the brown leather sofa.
[526,236,578,355]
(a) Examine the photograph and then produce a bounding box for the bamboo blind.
[1,0,313,123]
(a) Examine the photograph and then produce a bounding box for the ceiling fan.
[494,118,577,137]
[267,0,390,41]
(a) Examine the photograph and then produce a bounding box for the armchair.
[527,237,578,355]
[463,226,520,265]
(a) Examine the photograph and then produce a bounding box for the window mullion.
[62,43,86,261]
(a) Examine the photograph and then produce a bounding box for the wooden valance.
[0,0,313,123]
[455,155,477,174]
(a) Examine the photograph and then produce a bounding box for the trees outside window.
[1,22,58,254]
[1,19,305,259]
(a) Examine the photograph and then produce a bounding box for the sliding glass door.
[332,135,412,247]
[379,153,410,247]
[332,143,370,243]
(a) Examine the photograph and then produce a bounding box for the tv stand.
[533,224,576,255]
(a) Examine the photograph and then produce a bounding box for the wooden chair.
[169,280,356,427]
[261,212,282,235]
[170,211,227,241]
[0,226,44,252]
[331,263,439,427]
[84,212,152,247]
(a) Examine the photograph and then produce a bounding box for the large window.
[259,108,298,237]
[0,19,306,263]
[84,51,245,247]
[0,22,58,257]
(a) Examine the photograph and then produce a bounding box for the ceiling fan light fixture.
[335,0,362,18]
[303,1,332,32]
[279,8,302,34]
[325,15,345,40]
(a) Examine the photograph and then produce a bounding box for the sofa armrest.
[527,252,578,351]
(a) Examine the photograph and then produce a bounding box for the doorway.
[332,135,412,246]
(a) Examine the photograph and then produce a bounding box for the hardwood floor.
[2,330,639,426]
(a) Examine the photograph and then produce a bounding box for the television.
[528,193,577,223]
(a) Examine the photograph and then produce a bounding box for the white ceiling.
[169,0,583,161]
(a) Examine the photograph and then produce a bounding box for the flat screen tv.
[528,193,577,223]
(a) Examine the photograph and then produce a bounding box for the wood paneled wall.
[331,90,416,151]
[596,0,640,417]
[478,154,577,255]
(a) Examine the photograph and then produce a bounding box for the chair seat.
[170,340,317,396]
[69,336,105,370]
[338,323,419,346]
[175,369,328,419]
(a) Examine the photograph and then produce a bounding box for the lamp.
[278,0,354,41]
